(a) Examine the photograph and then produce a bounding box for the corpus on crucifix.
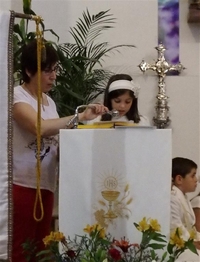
[139,43,185,129]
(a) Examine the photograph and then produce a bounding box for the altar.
[59,128,172,242]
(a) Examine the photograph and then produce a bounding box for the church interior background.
[1,0,196,163]
[1,0,200,260]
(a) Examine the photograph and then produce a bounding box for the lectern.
[59,128,171,242]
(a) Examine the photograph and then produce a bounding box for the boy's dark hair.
[172,157,197,181]
[21,39,58,83]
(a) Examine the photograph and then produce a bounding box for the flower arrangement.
[25,217,197,262]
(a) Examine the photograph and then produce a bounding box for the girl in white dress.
[87,74,150,126]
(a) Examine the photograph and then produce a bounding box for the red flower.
[113,237,132,253]
[66,249,76,258]
[108,248,121,261]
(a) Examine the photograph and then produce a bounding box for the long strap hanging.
[33,17,44,222]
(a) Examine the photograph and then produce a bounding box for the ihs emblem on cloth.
[93,170,133,228]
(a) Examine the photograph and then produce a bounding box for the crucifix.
[138,43,185,129]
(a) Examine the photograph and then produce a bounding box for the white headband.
[108,80,140,98]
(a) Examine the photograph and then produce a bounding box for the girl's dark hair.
[21,39,58,83]
[172,157,197,181]
[101,74,140,122]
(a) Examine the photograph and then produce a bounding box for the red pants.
[12,184,54,262]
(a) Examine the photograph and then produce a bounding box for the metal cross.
[139,43,185,129]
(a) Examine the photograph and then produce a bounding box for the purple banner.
[158,0,179,67]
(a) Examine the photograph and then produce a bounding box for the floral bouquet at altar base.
[25,217,198,262]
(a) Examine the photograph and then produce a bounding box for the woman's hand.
[79,104,109,121]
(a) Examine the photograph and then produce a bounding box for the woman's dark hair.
[101,74,140,122]
[21,39,58,83]
[172,157,197,181]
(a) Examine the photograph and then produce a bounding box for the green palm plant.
[50,9,135,116]
[13,1,135,116]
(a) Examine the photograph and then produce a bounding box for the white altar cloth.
[59,128,171,243]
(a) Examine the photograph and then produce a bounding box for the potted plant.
[13,0,135,116]
[51,9,135,116]
[23,217,198,262]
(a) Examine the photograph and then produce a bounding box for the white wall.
[4,0,200,165]
[0,0,23,12]
[0,1,11,10]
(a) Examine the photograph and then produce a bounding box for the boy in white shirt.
[171,157,200,261]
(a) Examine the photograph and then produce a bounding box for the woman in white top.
[88,74,150,126]
[12,39,108,262]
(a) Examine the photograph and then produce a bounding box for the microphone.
[76,105,119,118]
[105,109,119,118]
[70,105,119,128]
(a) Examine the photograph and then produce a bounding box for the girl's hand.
[79,104,109,121]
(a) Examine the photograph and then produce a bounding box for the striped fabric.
[0,10,14,261]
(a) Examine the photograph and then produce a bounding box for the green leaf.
[160,251,168,262]
[68,9,115,48]
[186,241,198,255]
[36,249,52,256]
[134,222,139,228]
[23,0,31,14]
[44,29,59,41]
[148,243,166,250]
[167,256,176,262]
[167,243,174,254]
[150,249,156,259]
[151,232,167,243]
